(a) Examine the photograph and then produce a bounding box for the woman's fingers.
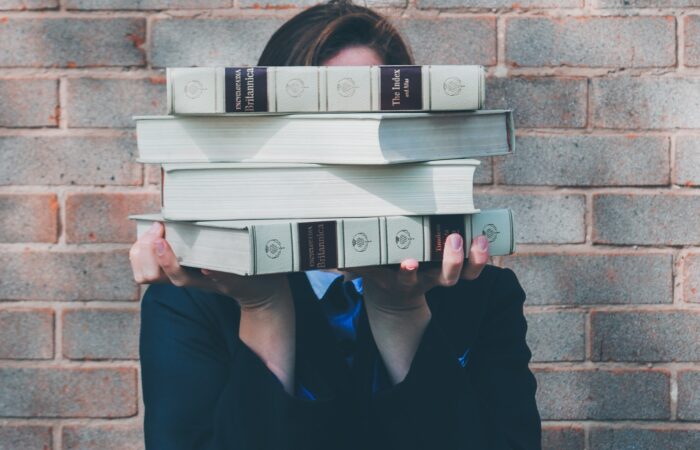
[462,235,489,280]
[130,222,168,284]
[437,233,465,287]
[397,259,419,288]
[154,236,202,288]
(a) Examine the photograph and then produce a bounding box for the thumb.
[154,238,200,287]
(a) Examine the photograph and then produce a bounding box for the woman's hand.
[129,221,291,310]
[129,221,296,392]
[346,233,490,384]
[348,233,489,313]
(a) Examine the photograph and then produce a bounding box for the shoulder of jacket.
[454,264,514,293]
[455,265,524,310]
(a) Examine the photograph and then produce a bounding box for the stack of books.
[131,65,516,276]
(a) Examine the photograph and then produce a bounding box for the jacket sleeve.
[367,267,541,450]
[211,337,352,450]
[140,283,353,450]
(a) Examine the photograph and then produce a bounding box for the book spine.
[167,65,485,114]
[250,221,294,275]
[252,209,514,273]
[292,220,343,271]
[134,209,515,275]
[341,217,383,268]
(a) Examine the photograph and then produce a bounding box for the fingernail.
[148,222,159,233]
[449,234,463,250]
[154,239,165,256]
[404,260,418,271]
[476,235,489,251]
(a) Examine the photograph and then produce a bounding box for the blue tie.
[319,276,363,367]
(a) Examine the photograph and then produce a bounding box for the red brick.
[0,367,137,417]
[684,252,700,303]
[507,17,675,68]
[686,15,700,67]
[151,18,285,67]
[592,311,700,362]
[0,79,58,127]
[592,77,700,129]
[0,425,52,449]
[497,134,670,186]
[678,370,700,420]
[0,193,58,243]
[590,427,700,449]
[675,136,700,186]
[593,193,700,245]
[503,253,672,305]
[239,0,407,6]
[65,192,160,243]
[0,308,53,359]
[600,0,700,5]
[144,163,162,187]
[62,308,139,360]
[0,135,141,186]
[542,426,584,450]
[485,78,587,128]
[397,18,496,66]
[0,250,139,301]
[419,0,580,6]
[525,311,585,362]
[535,369,670,420]
[67,78,167,128]
[0,0,57,8]
[0,18,145,68]
[475,193,585,244]
[66,0,230,9]
[62,424,143,450]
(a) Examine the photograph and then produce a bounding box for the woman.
[131,1,541,449]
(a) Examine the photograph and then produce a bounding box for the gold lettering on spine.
[316,224,326,268]
[244,67,255,112]
[391,68,401,107]
[307,225,315,268]
[234,69,242,111]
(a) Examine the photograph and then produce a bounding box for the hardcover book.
[131,209,515,275]
[135,110,513,164]
[160,159,480,221]
[167,65,485,114]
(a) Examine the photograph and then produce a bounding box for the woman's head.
[257,0,413,67]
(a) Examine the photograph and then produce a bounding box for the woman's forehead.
[322,45,384,67]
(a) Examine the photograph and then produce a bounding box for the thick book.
[135,110,514,164]
[131,209,515,275]
[167,65,485,114]
[160,159,479,221]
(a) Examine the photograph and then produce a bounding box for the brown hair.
[257,0,414,67]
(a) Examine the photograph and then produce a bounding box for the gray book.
[135,110,514,165]
[167,65,485,114]
[131,209,515,276]
[160,159,480,221]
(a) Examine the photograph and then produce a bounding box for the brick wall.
[0,0,698,448]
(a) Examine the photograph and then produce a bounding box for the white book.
[131,209,515,275]
[135,110,513,164]
[160,159,479,221]
[167,65,485,114]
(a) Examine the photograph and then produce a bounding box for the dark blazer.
[140,264,541,450]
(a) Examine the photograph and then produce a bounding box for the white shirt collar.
[305,270,363,299]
